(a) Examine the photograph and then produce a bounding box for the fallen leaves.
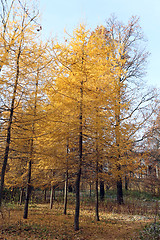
[0,202,154,239]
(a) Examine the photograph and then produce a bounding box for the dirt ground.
[0,203,154,240]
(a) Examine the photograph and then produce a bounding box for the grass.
[0,191,157,240]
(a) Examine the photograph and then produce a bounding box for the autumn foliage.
[0,0,158,233]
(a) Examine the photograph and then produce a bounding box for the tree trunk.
[64,171,68,215]
[95,180,100,221]
[115,77,124,205]
[23,69,38,217]
[117,177,123,205]
[74,81,83,231]
[100,181,105,201]
[50,186,54,209]
[23,160,32,219]
[0,47,21,207]
[74,167,81,231]
[125,176,129,191]
[64,140,69,215]
[95,158,100,221]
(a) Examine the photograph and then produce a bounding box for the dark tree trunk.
[74,81,83,231]
[0,48,21,207]
[95,159,100,221]
[117,177,123,205]
[50,186,54,209]
[95,180,100,221]
[100,181,105,201]
[74,167,81,231]
[64,140,69,215]
[23,160,32,219]
[115,77,124,205]
[23,69,38,217]
[125,176,129,191]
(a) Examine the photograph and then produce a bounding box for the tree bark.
[64,140,69,215]
[100,181,105,201]
[64,170,68,215]
[95,158,100,221]
[23,69,38,218]
[95,181,100,221]
[50,185,54,209]
[74,79,83,231]
[23,160,32,219]
[0,46,21,207]
[125,176,129,191]
[89,183,92,197]
[117,177,123,205]
[115,78,124,205]
[74,167,81,231]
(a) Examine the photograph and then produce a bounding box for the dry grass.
[0,201,155,240]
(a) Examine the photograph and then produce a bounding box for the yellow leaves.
[1,19,138,190]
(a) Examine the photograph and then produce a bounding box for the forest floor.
[0,200,156,240]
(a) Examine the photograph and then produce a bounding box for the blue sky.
[40,0,160,89]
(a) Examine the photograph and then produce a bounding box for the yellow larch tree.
[0,0,42,207]
[41,24,122,230]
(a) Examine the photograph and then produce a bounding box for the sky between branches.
[39,0,160,89]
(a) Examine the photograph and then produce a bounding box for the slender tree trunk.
[74,167,81,230]
[100,181,105,201]
[64,175,68,215]
[0,47,21,207]
[89,183,92,197]
[50,186,54,209]
[63,170,68,214]
[23,159,32,219]
[99,165,105,201]
[95,152,100,221]
[64,140,69,215]
[74,82,83,231]
[115,78,124,205]
[23,69,38,218]
[95,181,100,221]
[95,104,100,221]
[125,176,129,191]
[117,176,123,205]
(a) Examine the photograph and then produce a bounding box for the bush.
[139,222,160,240]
